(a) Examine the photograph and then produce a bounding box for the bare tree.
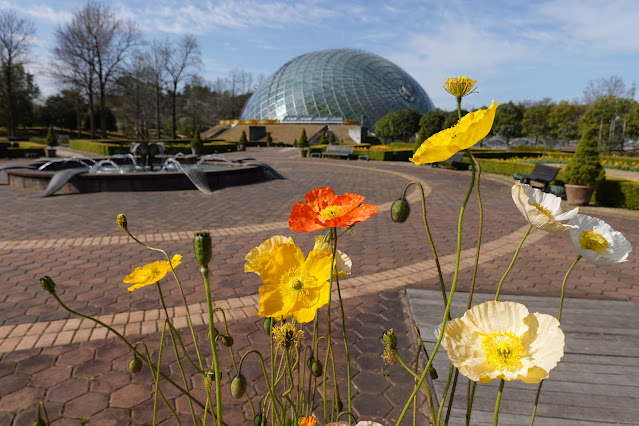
[0,11,35,138]
[53,1,141,139]
[164,35,201,138]
[583,75,636,104]
[145,41,168,138]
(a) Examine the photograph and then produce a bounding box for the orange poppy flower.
[289,187,378,232]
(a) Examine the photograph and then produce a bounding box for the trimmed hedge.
[595,178,639,210]
[353,148,413,161]
[69,140,239,156]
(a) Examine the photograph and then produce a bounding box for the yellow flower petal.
[124,254,182,292]
[411,100,498,164]
[245,235,293,275]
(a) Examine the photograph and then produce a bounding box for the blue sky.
[7,0,639,112]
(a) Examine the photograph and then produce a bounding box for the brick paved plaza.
[0,148,637,425]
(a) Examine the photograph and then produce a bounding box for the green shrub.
[265,132,273,145]
[45,126,59,147]
[238,130,248,146]
[595,178,639,210]
[190,127,203,149]
[69,140,123,155]
[562,125,605,186]
[299,129,308,147]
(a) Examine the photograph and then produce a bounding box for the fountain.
[2,145,283,197]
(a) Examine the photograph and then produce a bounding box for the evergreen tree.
[563,125,605,187]
[299,128,308,147]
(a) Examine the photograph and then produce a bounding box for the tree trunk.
[5,63,15,138]
[100,83,107,139]
[171,81,178,139]
[155,84,161,139]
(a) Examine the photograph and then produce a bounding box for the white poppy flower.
[442,301,564,384]
[512,182,578,232]
[568,214,632,265]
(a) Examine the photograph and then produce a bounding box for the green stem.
[466,380,476,426]
[392,350,435,423]
[157,283,199,425]
[530,255,581,426]
[494,379,505,426]
[124,228,205,371]
[495,224,533,300]
[331,227,352,423]
[50,292,206,410]
[402,181,448,313]
[201,266,223,426]
[153,321,168,426]
[396,157,477,425]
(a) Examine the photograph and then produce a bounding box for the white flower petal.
[512,182,574,232]
[568,215,632,265]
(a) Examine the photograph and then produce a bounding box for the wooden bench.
[431,152,466,169]
[514,164,560,192]
[321,145,354,159]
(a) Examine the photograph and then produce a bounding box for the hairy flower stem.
[153,321,168,426]
[446,153,483,425]
[201,266,223,426]
[530,255,581,426]
[392,350,435,422]
[396,160,477,425]
[495,224,533,301]
[157,283,199,425]
[402,181,448,312]
[239,350,284,425]
[436,364,456,425]
[123,229,205,371]
[332,227,353,423]
[50,292,206,410]
[494,379,505,426]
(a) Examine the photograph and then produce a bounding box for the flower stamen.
[481,331,526,371]
[529,202,554,218]
[319,205,345,220]
[579,230,610,254]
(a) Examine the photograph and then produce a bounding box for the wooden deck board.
[406,289,639,425]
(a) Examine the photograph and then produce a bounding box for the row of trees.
[0,2,260,140]
[375,76,639,153]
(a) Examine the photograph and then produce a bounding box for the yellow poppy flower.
[568,214,632,265]
[512,182,578,232]
[244,235,293,275]
[124,254,182,292]
[442,300,564,384]
[443,75,478,98]
[410,100,498,165]
[313,236,352,277]
[258,243,332,323]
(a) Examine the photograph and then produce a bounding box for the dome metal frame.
[240,49,435,129]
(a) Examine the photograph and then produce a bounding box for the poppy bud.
[221,334,234,347]
[193,231,212,268]
[311,360,323,377]
[32,419,46,426]
[116,213,128,230]
[253,413,263,426]
[382,329,397,350]
[391,198,410,223]
[128,356,143,373]
[306,356,314,368]
[263,317,274,335]
[230,374,247,399]
[39,276,56,294]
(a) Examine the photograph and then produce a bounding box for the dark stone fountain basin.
[6,165,265,194]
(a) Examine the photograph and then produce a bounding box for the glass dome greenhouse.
[240,49,435,129]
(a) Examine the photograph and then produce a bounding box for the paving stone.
[109,383,152,408]
[0,372,31,397]
[63,392,108,418]
[0,386,45,412]
[46,378,88,403]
